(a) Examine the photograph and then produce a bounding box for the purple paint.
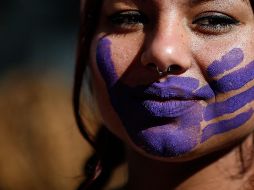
[96,38,118,88]
[142,100,196,118]
[204,85,254,121]
[108,79,204,156]
[210,60,254,93]
[96,38,203,156]
[194,85,215,99]
[138,104,203,156]
[153,76,199,90]
[201,109,254,142]
[96,37,254,157]
[194,60,254,98]
[207,48,244,78]
[130,76,211,100]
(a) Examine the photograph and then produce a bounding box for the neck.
[126,135,254,190]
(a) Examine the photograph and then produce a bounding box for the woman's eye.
[192,13,240,34]
[109,11,148,31]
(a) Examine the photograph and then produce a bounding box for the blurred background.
[1,0,78,75]
[0,1,91,189]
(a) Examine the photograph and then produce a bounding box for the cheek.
[89,38,127,140]
[94,35,143,82]
[89,36,144,140]
[191,28,254,72]
[91,73,127,139]
[199,47,254,142]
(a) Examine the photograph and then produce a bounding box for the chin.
[125,130,249,163]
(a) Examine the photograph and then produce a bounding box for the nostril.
[147,63,156,68]
[169,64,183,74]
[146,63,187,75]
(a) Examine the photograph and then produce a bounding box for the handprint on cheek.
[200,48,254,142]
[96,37,254,157]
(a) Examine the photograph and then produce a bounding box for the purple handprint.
[96,38,254,157]
[200,48,254,142]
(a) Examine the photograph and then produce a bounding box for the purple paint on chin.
[138,104,203,157]
[96,37,254,157]
[207,48,244,78]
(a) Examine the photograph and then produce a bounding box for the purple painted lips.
[135,87,201,118]
[127,77,207,118]
[142,99,197,118]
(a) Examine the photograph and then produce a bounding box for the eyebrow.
[112,0,146,5]
[116,0,249,7]
[190,0,248,6]
[190,0,215,5]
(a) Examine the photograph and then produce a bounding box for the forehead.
[100,0,252,16]
[104,0,250,6]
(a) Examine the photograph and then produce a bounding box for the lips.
[109,76,207,123]
[128,77,201,100]
[141,99,198,118]
[125,81,204,118]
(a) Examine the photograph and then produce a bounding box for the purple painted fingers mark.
[204,85,254,121]
[194,85,215,100]
[201,109,254,143]
[210,60,254,93]
[207,48,244,78]
[200,49,254,142]
[96,38,118,88]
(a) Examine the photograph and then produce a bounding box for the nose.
[141,19,192,76]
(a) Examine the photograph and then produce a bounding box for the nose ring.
[156,66,171,76]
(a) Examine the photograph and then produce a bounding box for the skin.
[87,0,254,189]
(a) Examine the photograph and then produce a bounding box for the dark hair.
[73,0,254,189]
[74,0,125,189]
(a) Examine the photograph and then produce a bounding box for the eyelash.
[192,13,240,34]
[108,11,239,34]
[109,11,147,31]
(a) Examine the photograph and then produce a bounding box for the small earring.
[156,66,171,76]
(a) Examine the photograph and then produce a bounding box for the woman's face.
[89,0,254,161]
